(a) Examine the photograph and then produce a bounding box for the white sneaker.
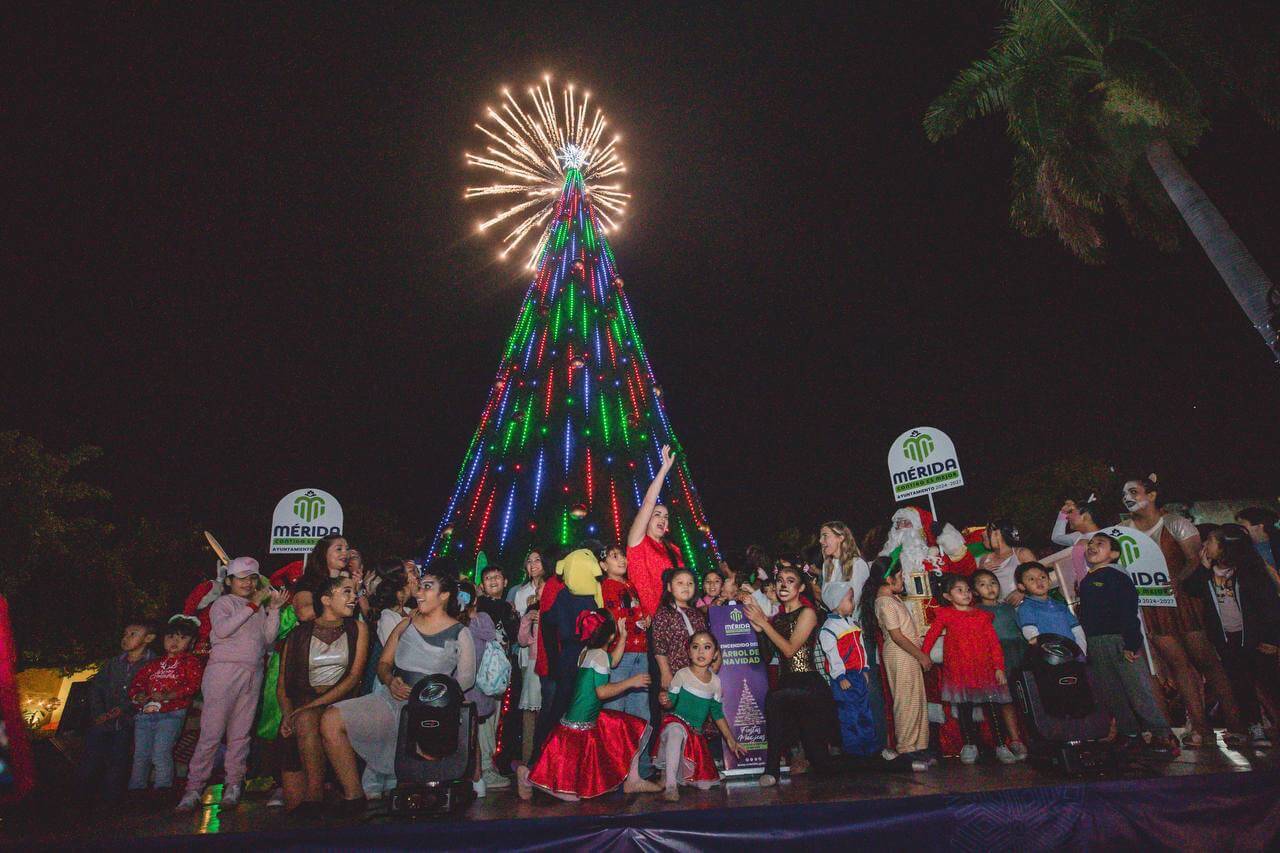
[911,760,930,772]
[1250,723,1272,748]
[220,783,242,808]
[472,779,487,798]
[266,787,285,808]
[175,791,202,813]
[880,748,899,761]
[483,773,512,790]
[757,773,777,787]
[1009,741,1029,761]
[959,745,979,764]
[995,745,1018,764]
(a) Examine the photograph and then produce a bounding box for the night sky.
[7,3,1280,561]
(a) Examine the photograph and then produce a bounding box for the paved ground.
[5,731,1273,846]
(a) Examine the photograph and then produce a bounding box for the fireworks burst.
[465,76,629,268]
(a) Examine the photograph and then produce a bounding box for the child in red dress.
[517,610,663,802]
[922,574,1011,764]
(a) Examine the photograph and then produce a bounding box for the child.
[717,573,741,605]
[457,581,504,796]
[597,542,652,775]
[177,557,287,812]
[128,616,203,791]
[818,581,878,757]
[1014,562,1087,652]
[517,610,662,801]
[922,575,1016,764]
[695,569,723,611]
[972,569,1029,760]
[866,566,931,764]
[277,575,368,813]
[79,618,157,803]
[655,631,745,802]
[651,567,711,698]
[1076,533,1177,753]
[1184,527,1278,748]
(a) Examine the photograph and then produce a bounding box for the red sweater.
[601,577,648,653]
[129,652,204,713]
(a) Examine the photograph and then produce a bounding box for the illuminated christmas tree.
[426,79,720,573]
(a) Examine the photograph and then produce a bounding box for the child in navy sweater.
[1077,534,1176,753]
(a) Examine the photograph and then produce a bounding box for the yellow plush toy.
[556,548,604,607]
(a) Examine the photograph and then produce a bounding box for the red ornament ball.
[570,504,588,519]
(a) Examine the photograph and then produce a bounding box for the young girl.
[510,549,548,762]
[457,581,502,796]
[655,631,745,801]
[1186,527,1280,748]
[865,565,932,763]
[922,575,1011,764]
[128,616,203,791]
[695,569,723,611]
[972,569,1029,760]
[361,559,417,695]
[322,560,475,808]
[516,610,662,801]
[277,575,369,813]
[743,564,834,786]
[177,557,286,812]
[650,568,711,696]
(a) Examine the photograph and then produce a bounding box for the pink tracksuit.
[183,594,279,795]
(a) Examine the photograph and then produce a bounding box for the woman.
[626,444,682,618]
[510,548,547,763]
[277,576,368,813]
[1042,498,1105,603]
[320,559,475,809]
[975,520,1037,604]
[744,564,835,786]
[1122,475,1241,747]
[293,535,350,617]
[819,521,870,598]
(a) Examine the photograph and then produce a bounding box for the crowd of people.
[76,451,1280,818]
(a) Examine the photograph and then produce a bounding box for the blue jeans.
[605,651,652,776]
[79,725,133,801]
[831,675,878,757]
[129,709,187,789]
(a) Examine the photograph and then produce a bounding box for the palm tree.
[924,0,1280,363]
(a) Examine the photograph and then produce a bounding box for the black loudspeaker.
[56,681,93,736]
[1014,634,1113,774]
[389,675,477,816]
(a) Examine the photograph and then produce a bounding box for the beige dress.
[876,594,929,754]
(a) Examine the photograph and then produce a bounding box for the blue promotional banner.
[708,604,769,774]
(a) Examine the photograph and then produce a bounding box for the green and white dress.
[656,667,724,785]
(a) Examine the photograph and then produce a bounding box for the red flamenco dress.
[921,606,1010,704]
[528,648,648,799]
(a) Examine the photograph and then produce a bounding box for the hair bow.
[575,609,607,642]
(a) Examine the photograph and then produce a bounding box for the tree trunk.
[1145,138,1279,363]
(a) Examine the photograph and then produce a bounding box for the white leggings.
[657,723,715,790]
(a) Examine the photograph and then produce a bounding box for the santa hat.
[892,506,937,547]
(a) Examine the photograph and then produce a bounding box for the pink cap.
[226,556,261,578]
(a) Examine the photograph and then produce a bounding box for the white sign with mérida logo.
[1099,525,1174,607]
[887,427,964,501]
[269,488,344,554]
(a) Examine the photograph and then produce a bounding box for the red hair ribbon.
[575,609,607,642]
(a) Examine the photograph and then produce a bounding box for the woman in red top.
[921,575,1013,764]
[128,616,204,790]
[626,445,682,618]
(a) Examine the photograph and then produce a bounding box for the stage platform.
[12,737,1280,850]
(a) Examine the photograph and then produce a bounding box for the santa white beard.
[880,526,935,576]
